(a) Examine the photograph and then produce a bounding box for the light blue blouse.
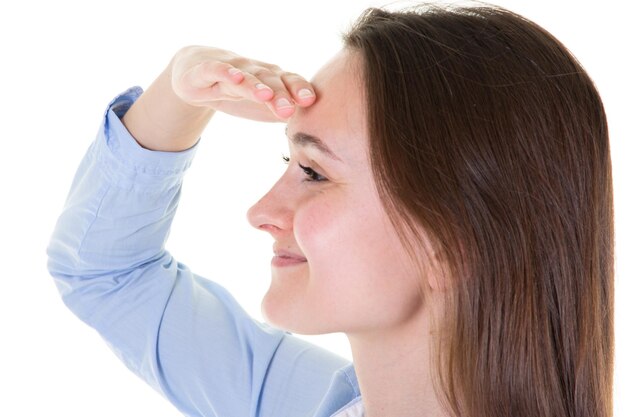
[47,87,363,417]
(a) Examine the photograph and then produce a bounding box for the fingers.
[228,68,275,103]
[173,61,231,105]
[281,72,316,107]
[252,69,317,119]
[178,61,269,105]
[171,46,316,120]
[193,61,316,119]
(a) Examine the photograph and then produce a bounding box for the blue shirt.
[47,88,364,417]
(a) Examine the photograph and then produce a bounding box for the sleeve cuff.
[94,87,200,185]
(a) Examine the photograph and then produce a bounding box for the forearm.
[47,88,197,321]
[121,63,215,152]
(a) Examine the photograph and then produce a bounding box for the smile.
[271,250,308,267]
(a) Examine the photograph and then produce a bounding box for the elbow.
[46,236,99,323]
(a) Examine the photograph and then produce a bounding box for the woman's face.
[247,49,427,336]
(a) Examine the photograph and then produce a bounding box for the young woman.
[47,4,614,417]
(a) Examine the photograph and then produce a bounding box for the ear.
[422,238,450,292]
[427,264,448,293]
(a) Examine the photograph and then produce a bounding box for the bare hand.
[170,46,316,122]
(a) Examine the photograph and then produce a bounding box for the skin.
[247,50,427,335]
[123,46,448,417]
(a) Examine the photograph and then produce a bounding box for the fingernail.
[298,88,314,98]
[276,98,294,109]
[228,68,242,76]
[256,83,272,90]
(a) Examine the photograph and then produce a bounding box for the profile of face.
[247,49,431,336]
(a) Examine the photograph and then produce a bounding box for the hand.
[170,45,316,122]
[122,46,317,151]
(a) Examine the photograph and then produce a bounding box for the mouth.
[271,249,308,267]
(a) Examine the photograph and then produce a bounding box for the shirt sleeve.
[47,87,351,417]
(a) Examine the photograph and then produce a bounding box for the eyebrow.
[285,128,341,161]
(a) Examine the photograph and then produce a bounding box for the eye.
[298,163,327,182]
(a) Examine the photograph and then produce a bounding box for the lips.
[271,247,307,267]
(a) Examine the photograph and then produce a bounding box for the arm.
[47,48,349,417]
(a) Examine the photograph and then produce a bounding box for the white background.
[0,0,623,415]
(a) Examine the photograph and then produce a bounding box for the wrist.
[122,67,214,152]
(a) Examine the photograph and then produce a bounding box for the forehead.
[310,48,360,95]
[286,49,368,158]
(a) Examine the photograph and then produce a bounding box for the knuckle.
[281,71,304,82]
[255,60,281,71]
[229,56,247,67]
[252,67,276,78]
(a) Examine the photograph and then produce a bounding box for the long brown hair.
[344,4,613,417]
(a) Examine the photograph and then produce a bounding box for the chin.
[260,296,329,335]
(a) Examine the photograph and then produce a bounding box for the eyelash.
[281,155,327,182]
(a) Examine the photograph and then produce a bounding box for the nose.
[246,177,293,237]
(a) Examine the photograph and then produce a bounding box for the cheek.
[293,196,356,272]
[294,193,423,312]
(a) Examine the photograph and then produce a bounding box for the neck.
[346,310,449,417]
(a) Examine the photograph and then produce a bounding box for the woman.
[47,4,614,417]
